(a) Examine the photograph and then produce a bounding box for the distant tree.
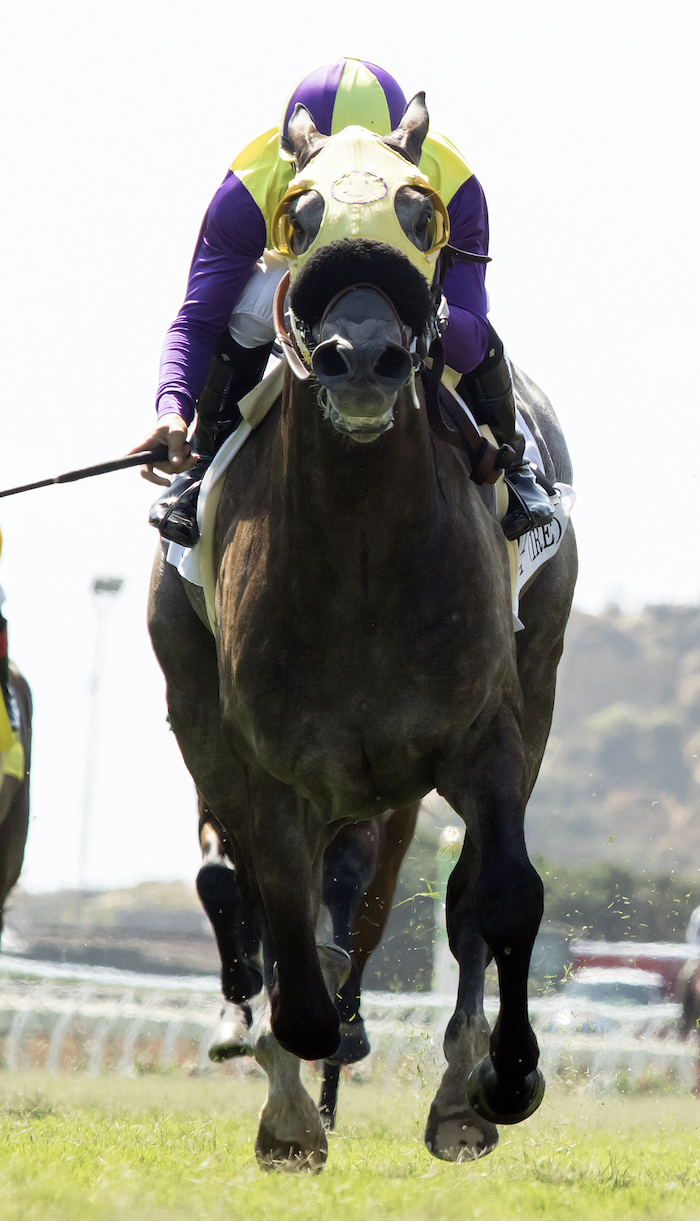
[534,856,700,941]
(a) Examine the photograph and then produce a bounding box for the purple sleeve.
[441,174,490,375]
[157,172,267,423]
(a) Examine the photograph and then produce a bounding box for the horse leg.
[196,808,262,1060]
[254,943,349,1172]
[318,805,419,1129]
[149,552,268,1053]
[246,786,341,1061]
[432,705,544,1144]
[317,819,380,1129]
[424,829,498,1160]
[351,805,420,980]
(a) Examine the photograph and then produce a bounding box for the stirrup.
[502,464,555,542]
[148,459,210,547]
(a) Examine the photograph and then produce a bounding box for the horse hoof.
[207,1001,254,1062]
[466,1057,545,1125]
[316,944,352,995]
[324,1018,370,1065]
[255,1121,327,1174]
[424,1103,498,1162]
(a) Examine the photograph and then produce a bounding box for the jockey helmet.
[281,58,406,142]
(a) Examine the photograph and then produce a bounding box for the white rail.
[0,957,696,1092]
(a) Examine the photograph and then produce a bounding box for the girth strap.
[421,337,504,486]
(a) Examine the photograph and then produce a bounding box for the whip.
[0,446,170,499]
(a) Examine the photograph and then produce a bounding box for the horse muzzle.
[312,287,414,443]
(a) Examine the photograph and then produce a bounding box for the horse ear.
[383,92,430,166]
[284,104,328,169]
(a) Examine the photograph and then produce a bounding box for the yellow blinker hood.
[271,126,449,287]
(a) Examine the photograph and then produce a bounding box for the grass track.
[0,1072,698,1220]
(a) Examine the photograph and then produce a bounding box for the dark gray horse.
[148,98,576,1170]
[0,664,32,928]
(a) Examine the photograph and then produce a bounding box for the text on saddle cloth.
[164,366,575,635]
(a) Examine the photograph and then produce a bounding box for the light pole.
[77,577,123,916]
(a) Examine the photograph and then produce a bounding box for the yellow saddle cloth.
[0,694,25,781]
[1,729,25,780]
[0,698,12,754]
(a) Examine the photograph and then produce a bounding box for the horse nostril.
[373,345,412,386]
[312,341,351,383]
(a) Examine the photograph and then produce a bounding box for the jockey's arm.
[133,172,266,482]
[441,174,491,375]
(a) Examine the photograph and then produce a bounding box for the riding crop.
[0,446,170,499]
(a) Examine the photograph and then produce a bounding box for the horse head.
[272,95,448,442]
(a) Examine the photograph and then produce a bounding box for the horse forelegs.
[437,706,544,1134]
[254,944,350,1172]
[424,832,498,1161]
[251,791,341,1061]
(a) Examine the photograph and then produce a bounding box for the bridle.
[272,251,509,487]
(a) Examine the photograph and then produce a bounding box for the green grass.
[0,1072,698,1219]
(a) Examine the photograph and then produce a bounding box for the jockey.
[140,57,554,545]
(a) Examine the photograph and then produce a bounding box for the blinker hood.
[271,125,449,288]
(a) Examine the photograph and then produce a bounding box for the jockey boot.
[150,335,273,547]
[458,326,555,541]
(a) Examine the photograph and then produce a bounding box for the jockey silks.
[156,66,490,425]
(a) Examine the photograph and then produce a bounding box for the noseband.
[273,272,412,381]
[272,267,505,486]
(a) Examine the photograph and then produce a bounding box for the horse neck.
[275,375,441,549]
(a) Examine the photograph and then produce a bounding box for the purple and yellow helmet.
[281,58,407,141]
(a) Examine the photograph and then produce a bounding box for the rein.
[272,267,505,487]
[421,339,505,486]
[274,272,312,381]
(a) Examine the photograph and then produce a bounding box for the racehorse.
[0,664,32,928]
[196,801,418,1128]
[148,95,577,1170]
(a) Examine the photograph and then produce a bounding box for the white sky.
[1,0,698,891]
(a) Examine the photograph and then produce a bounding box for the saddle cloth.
[165,363,575,634]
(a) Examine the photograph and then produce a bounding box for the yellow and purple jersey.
[157,58,489,423]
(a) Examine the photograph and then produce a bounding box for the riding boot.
[150,334,273,547]
[458,326,555,541]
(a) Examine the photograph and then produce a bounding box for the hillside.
[525,604,700,874]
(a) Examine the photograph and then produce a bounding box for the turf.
[0,1072,698,1220]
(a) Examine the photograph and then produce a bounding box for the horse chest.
[224,590,507,814]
